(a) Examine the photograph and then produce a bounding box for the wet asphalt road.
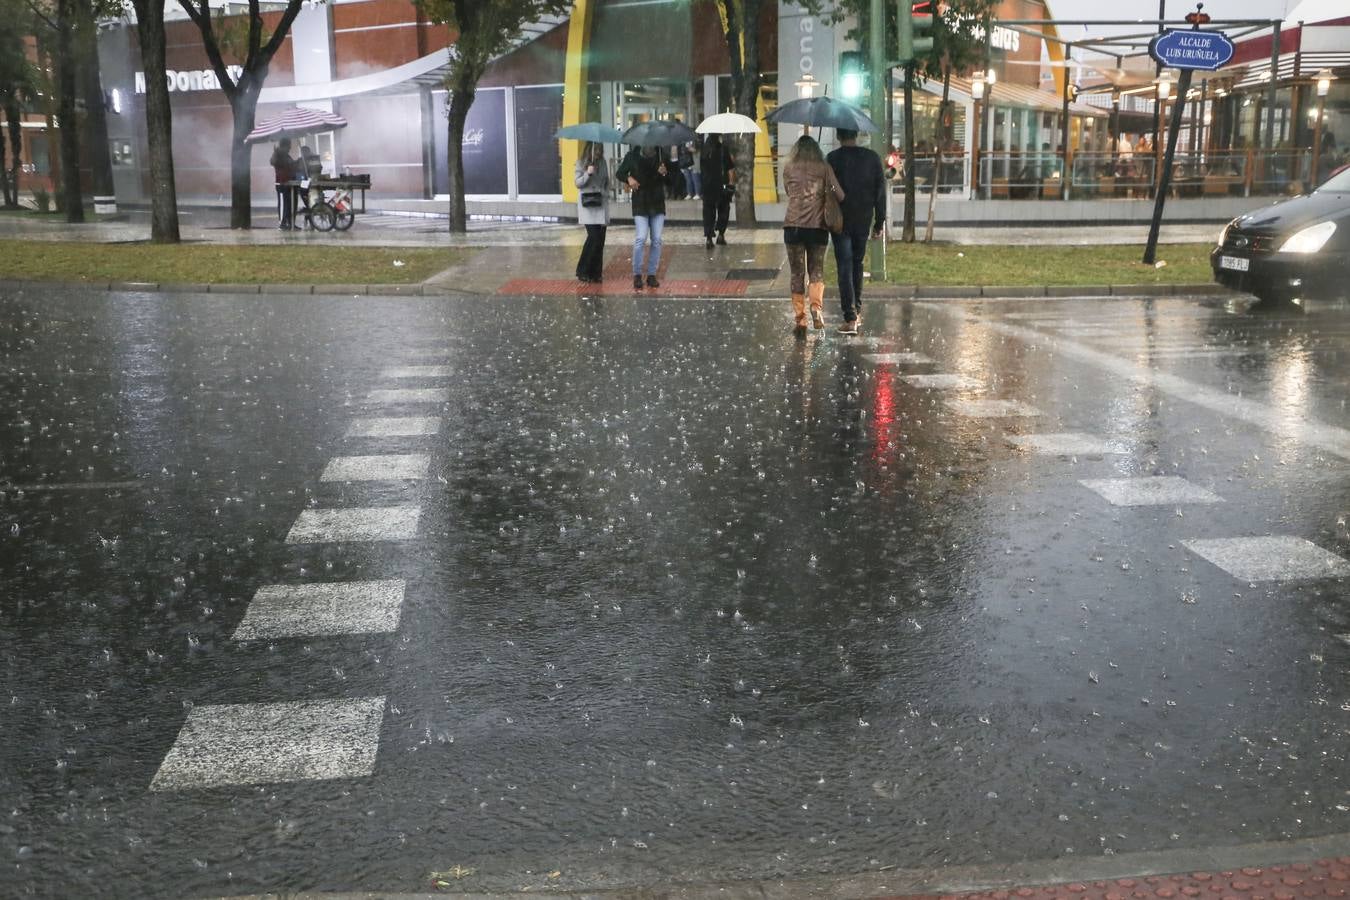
[2,288,1349,897]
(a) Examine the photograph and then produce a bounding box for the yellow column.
[560,0,595,202]
[755,87,777,203]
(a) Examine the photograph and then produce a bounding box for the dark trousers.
[576,224,607,279]
[702,191,730,238]
[831,225,871,321]
[276,184,293,227]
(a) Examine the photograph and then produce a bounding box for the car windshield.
[1316,168,1350,193]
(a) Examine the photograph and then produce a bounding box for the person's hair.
[270,140,291,166]
[836,128,858,142]
[787,134,824,165]
[580,140,597,161]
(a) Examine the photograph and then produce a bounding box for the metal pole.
[1144,67,1192,265]
[868,0,886,281]
[1264,20,1280,152]
[1151,0,1165,157]
[1310,94,1326,187]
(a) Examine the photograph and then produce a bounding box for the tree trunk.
[721,0,761,227]
[0,116,8,207]
[901,69,916,243]
[54,0,84,222]
[924,71,951,243]
[76,0,115,214]
[135,0,180,242]
[446,79,474,234]
[3,101,20,208]
[228,86,260,229]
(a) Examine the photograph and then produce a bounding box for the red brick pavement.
[889,859,1350,900]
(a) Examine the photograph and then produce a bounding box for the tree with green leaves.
[178,0,309,229]
[414,0,570,233]
[707,0,769,226]
[0,0,39,208]
[129,0,179,241]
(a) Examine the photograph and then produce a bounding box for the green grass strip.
[0,240,466,285]
[879,242,1215,286]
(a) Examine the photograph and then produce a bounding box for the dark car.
[1211,167,1350,303]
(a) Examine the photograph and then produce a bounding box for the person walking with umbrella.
[700,134,735,249]
[270,138,297,230]
[826,128,886,334]
[574,141,610,283]
[616,139,679,290]
[781,134,844,334]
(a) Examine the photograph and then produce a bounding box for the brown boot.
[791,292,807,330]
[808,282,826,329]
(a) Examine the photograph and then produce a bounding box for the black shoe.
[716,233,728,246]
[633,274,644,290]
[646,275,659,289]
[589,275,603,284]
[705,237,714,249]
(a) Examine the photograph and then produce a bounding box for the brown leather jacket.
[781,159,845,229]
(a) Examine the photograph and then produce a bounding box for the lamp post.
[972,75,985,198]
[795,73,819,99]
[1310,69,1334,186]
[981,68,995,198]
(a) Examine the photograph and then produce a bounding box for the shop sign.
[1148,30,1234,71]
[134,66,244,94]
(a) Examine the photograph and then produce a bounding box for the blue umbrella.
[555,122,625,143]
[766,96,879,133]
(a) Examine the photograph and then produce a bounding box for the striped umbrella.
[244,107,349,144]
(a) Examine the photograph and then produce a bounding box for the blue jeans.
[831,225,871,321]
[633,213,665,275]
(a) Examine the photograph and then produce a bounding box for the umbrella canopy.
[555,122,625,143]
[245,107,348,144]
[622,119,697,147]
[695,112,762,135]
[765,97,878,133]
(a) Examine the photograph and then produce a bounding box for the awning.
[918,75,1104,115]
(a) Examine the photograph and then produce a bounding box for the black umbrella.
[622,119,698,147]
[766,96,879,133]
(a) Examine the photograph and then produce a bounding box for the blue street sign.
[1149,29,1235,71]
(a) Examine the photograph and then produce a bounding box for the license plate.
[1219,255,1250,272]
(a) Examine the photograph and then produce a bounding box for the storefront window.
[515,85,563,195]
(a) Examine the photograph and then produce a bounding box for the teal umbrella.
[622,119,697,147]
[555,122,625,143]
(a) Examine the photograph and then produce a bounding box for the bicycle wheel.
[310,202,336,232]
[333,207,355,231]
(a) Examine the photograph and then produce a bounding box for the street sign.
[1149,29,1234,71]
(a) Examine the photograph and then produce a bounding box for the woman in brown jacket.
[781,135,844,333]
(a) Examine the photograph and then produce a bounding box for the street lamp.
[795,73,819,99]
[1311,69,1335,185]
[1154,73,1172,188]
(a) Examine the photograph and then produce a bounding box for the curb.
[0,278,1237,300]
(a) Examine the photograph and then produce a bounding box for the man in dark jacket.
[826,128,887,334]
[617,145,679,290]
[700,135,735,249]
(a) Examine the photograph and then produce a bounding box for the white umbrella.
[696,112,762,135]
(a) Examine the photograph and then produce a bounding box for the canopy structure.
[245,106,348,144]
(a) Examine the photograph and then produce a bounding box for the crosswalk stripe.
[366,388,451,404]
[233,580,406,640]
[286,506,420,543]
[346,417,442,437]
[320,454,430,482]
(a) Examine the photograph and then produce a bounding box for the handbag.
[823,187,844,234]
[580,191,604,208]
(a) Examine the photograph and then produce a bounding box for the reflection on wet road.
[1,289,1348,897]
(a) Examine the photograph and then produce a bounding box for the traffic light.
[897,0,934,65]
[840,50,866,100]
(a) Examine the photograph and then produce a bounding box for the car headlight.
[1277,221,1336,254]
[1217,220,1235,246]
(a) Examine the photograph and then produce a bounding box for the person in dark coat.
[700,134,736,249]
[270,138,296,230]
[826,128,886,334]
[616,144,678,290]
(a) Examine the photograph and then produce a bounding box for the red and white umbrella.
[245,107,348,144]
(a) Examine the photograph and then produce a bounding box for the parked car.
[1211,167,1350,303]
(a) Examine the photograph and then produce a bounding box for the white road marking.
[233,580,405,639]
[900,374,984,390]
[320,454,430,482]
[1006,433,1121,455]
[947,398,1042,418]
[366,388,450,404]
[924,303,1350,461]
[1079,476,1223,506]
[285,506,420,543]
[1183,536,1350,582]
[149,697,385,791]
[346,417,442,437]
[0,480,141,492]
[864,352,933,365]
[381,366,452,378]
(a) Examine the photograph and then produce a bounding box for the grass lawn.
[877,242,1215,286]
[0,241,468,285]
